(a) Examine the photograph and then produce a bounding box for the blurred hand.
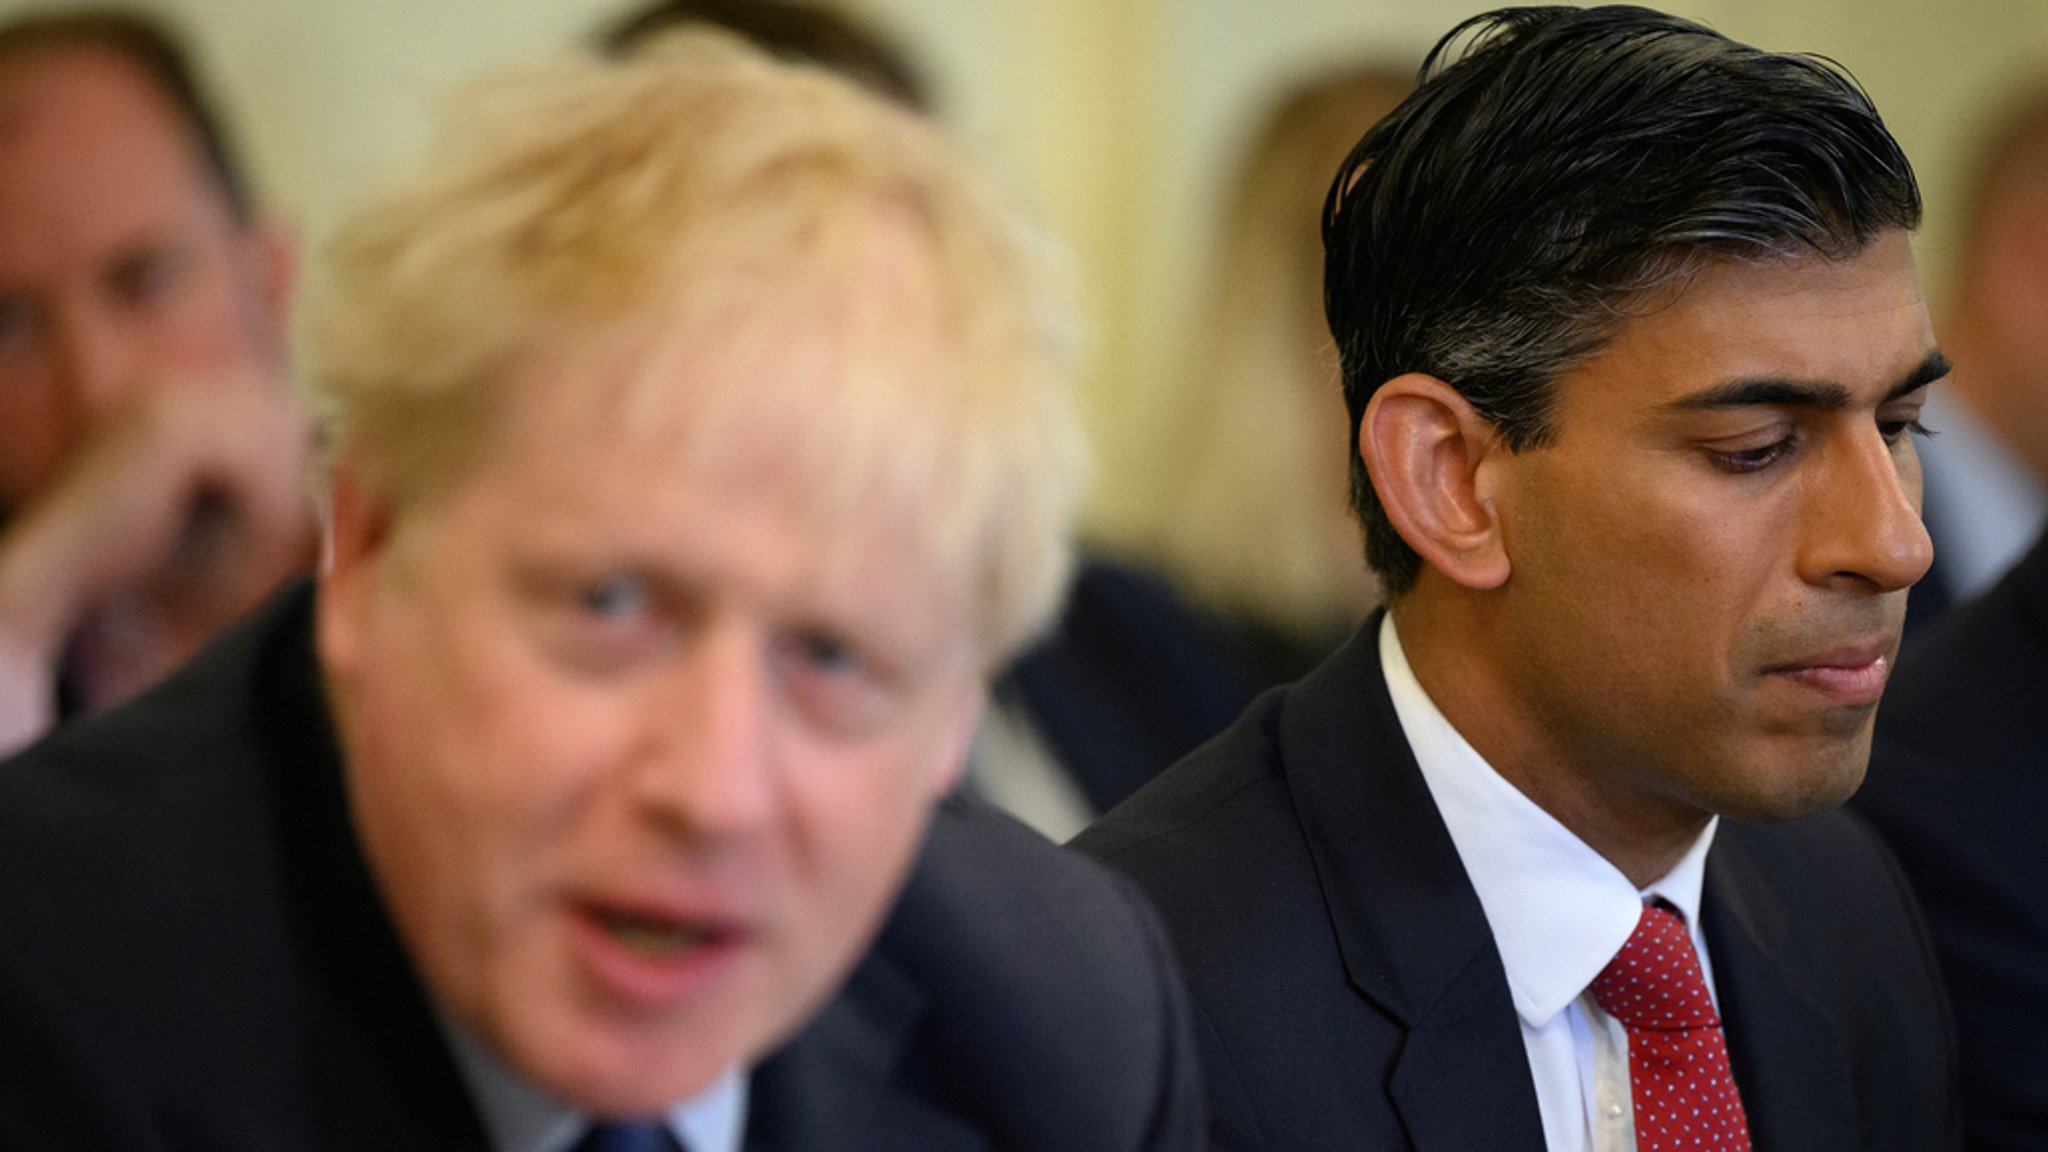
[0,368,316,754]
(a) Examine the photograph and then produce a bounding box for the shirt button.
[1605,1101,1625,1119]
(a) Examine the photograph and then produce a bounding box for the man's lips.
[591,906,726,954]
[568,896,751,1006]
[1761,642,1893,706]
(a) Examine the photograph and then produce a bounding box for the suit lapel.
[1382,954,1553,1152]
[1278,616,1547,1152]
[1703,833,1860,1152]
[744,941,985,1152]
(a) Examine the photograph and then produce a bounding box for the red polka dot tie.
[1588,902,1752,1152]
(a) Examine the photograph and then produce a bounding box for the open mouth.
[593,908,723,957]
[570,899,749,1005]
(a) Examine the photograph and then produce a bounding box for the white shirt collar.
[439,1014,748,1152]
[1380,614,1717,1029]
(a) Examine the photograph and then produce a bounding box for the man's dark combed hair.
[1324,5,1922,596]
[600,0,930,113]
[0,7,253,222]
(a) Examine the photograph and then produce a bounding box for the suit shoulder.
[0,651,276,928]
[1070,687,1329,950]
[828,796,1204,1150]
[0,598,296,904]
[1070,686,1290,864]
[896,796,1188,1017]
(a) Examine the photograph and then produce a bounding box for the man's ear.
[315,458,395,675]
[1358,373,1512,591]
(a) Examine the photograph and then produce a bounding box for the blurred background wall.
[9,0,2045,541]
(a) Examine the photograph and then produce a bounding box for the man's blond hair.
[305,31,1083,666]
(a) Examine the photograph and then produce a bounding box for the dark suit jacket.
[1001,558,1335,814]
[0,586,1204,1151]
[1857,528,2048,1152]
[1073,616,1960,1152]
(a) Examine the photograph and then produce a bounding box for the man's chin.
[510,1024,741,1119]
[1714,746,1871,825]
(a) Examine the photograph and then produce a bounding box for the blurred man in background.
[1851,79,2048,1152]
[0,10,312,756]
[1147,63,1410,671]
[600,0,929,108]
[1859,472,2048,1152]
[1903,86,2048,626]
[0,32,1199,1150]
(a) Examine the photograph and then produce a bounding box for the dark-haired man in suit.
[0,32,1200,1152]
[1076,7,1958,1151]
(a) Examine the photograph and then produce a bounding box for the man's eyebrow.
[1885,349,1951,402]
[1661,348,1951,413]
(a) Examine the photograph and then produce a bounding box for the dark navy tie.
[568,1123,688,1152]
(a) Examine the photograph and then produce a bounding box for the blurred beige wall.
[11,0,2045,539]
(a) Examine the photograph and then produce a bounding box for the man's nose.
[632,623,778,838]
[1797,426,1934,594]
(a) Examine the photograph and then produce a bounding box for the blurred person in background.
[600,0,928,108]
[1858,473,2048,1152]
[0,9,313,757]
[1144,62,1411,681]
[607,0,1294,840]
[1852,77,2048,1152]
[0,33,1200,1150]
[1903,85,2048,627]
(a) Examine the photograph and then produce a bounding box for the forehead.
[1559,232,1932,416]
[0,47,220,244]
[455,340,970,684]
[478,239,969,586]
[589,216,957,519]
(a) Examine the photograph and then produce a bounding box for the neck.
[1389,593,1711,888]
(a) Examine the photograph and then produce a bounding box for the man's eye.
[108,249,184,310]
[1879,418,1933,446]
[1709,436,1795,474]
[777,629,896,737]
[580,576,650,620]
[525,574,667,677]
[796,631,859,674]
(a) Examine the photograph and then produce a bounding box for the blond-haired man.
[0,34,1199,1152]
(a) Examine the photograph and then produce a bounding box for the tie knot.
[569,1122,687,1152]
[1589,902,1719,1031]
